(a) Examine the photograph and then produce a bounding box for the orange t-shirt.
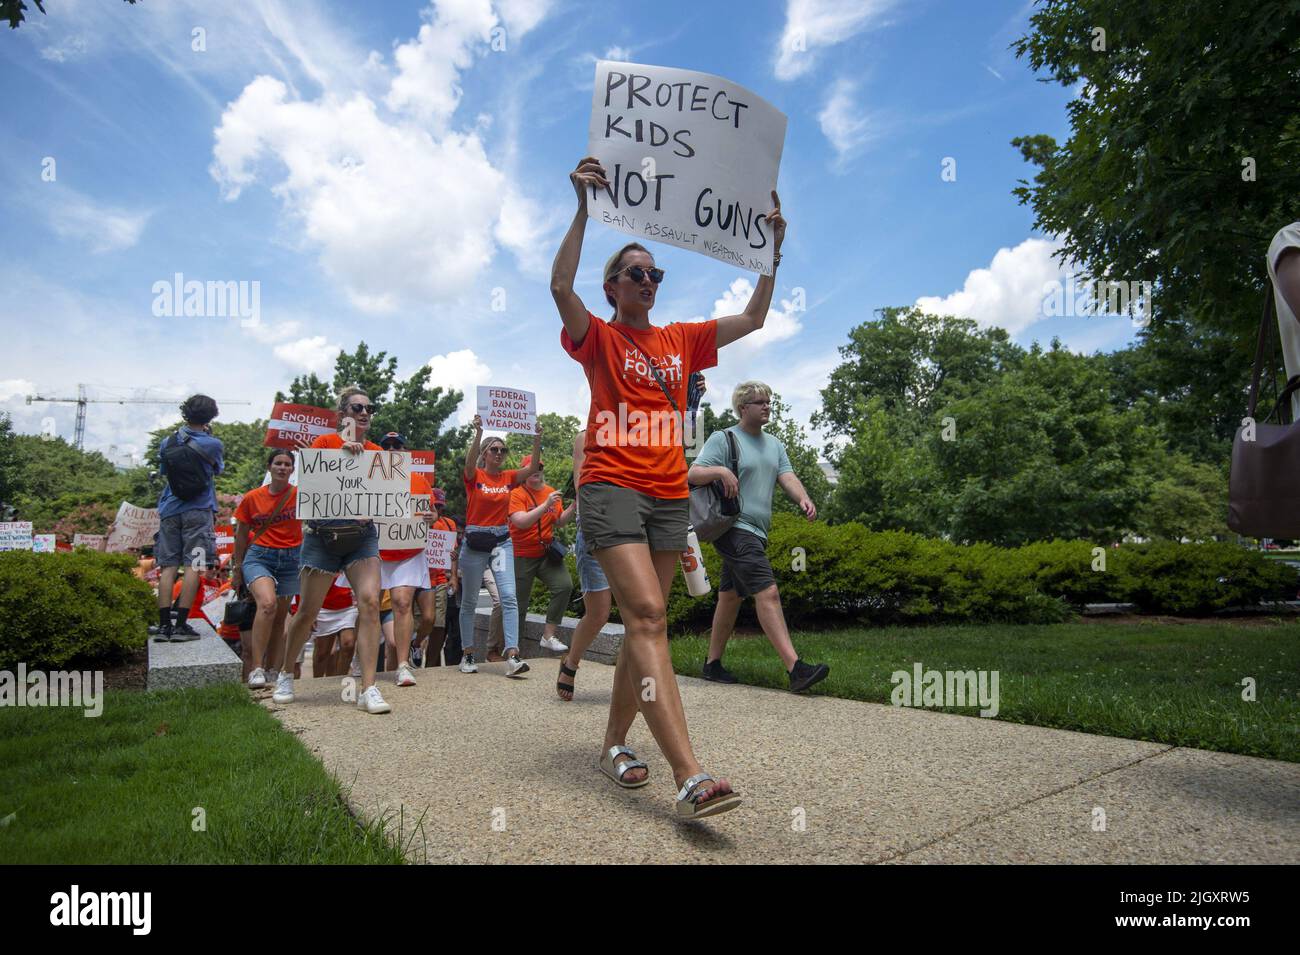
[234,485,301,549]
[509,484,562,558]
[464,467,518,527]
[310,433,383,452]
[428,515,457,586]
[380,473,434,562]
[562,312,717,499]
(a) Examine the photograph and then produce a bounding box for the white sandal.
[599,745,650,789]
[675,772,741,819]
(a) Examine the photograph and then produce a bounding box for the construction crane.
[25,384,251,450]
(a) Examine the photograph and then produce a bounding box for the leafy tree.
[1131,454,1228,542]
[275,373,332,408]
[504,413,582,497]
[0,414,19,511]
[813,306,1023,443]
[763,395,833,519]
[6,434,155,535]
[1011,0,1300,459]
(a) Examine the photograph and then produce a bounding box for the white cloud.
[775,0,896,81]
[385,0,498,127]
[497,0,554,40]
[0,379,37,402]
[274,335,342,375]
[701,278,803,356]
[45,190,149,254]
[40,34,88,62]
[426,349,493,423]
[603,45,633,61]
[818,78,872,166]
[243,319,303,345]
[914,237,1068,334]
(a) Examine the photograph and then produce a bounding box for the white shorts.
[380,552,427,591]
[313,605,358,637]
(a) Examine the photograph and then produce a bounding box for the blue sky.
[0,0,1139,464]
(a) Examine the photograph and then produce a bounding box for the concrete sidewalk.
[263,660,1300,864]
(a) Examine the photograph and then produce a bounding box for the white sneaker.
[539,635,568,652]
[506,654,530,678]
[357,685,391,714]
[247,667,267,689]
[396,662,417,687]
[348,657,361,678]
[459,653,478,674]
[272,672,294,704]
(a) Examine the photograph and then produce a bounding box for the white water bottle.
[681,529,711,597]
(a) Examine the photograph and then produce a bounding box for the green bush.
[0,550,154,670]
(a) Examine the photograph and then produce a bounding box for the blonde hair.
[732,380,772,415]
[477,434,508,468]
[336,385,369,417]
[603,242,652,310]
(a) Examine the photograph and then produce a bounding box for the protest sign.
[215,524,235,556]
[295,449,415,521]
[476,386,537,436]
[378,493,433,549]
[410,450,436,480]
[202,585,235,630]
[425,528,457,570]
[0,522,34,551]
[32,534,56,553]
[586,60,787,275]
[264,403,338,450]
[73,534,106,550]
[105,503,160,551]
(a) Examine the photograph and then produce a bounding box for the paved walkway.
[263,660,1300,864]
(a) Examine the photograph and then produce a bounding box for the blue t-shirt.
[157,426,224,518]
[693,426,792,540]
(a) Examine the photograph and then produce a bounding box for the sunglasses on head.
[612,265,665,285]
[347,402,374,415]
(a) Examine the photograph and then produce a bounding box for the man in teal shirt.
[688,381,829,693]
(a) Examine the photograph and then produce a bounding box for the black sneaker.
[788,659,830,694]
[170,622,201,642]
[701,659,739,684]
[410,643,423,668]
[153,624,173,643]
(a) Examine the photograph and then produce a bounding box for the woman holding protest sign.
[508,455,576,652]
[550,155,786,819]
[273,387,392,715]
[457,418,542,677]
[232,449,301,689]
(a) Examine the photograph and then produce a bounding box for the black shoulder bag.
[689,428,742,543]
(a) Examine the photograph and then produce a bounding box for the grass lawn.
[670,620,1300,762]
[0,683,408,864]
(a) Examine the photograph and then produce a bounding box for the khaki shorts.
[578,482,689,553]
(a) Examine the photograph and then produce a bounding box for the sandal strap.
[615,759,647,779]
[559,662,578,677]
[605,745,635,762]
[676,772,715,803]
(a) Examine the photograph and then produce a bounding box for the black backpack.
[161,430,216,501]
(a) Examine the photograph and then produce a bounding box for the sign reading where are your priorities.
[295,449,416,521]
[586,61,787,275]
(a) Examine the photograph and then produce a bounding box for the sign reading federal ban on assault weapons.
[295,449,415,521]
[587,61,786,275]
[425,529,457,570]
[477,386,537,436]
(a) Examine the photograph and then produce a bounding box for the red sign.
[264,403,338,449]
[215,524,235,556]
[410,450,436,481]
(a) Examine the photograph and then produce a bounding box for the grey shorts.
[577,482,688,554]
[714,527,777,598]
[155,509,216,569]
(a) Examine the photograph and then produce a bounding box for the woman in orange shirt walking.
[551,155,787,819]
[231,448,301,689]
[274,387,391,715]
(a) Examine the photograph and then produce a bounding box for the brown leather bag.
[1228,286,1300,536]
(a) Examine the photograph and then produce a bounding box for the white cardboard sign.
[106,503,160,551]
[295,449,415,521]
[476,386,537,436]
[425,528,457,570]
[0,522,34,551]
[73,534,107,550]
[586,60,787,275]
[32,534,56,553]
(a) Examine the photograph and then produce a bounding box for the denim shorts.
[300,522,380,575]
[155,509,216,569]
[574,526,609,593]
[242,543,301,597]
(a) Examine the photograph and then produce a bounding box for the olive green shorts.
[577,482,689,554]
